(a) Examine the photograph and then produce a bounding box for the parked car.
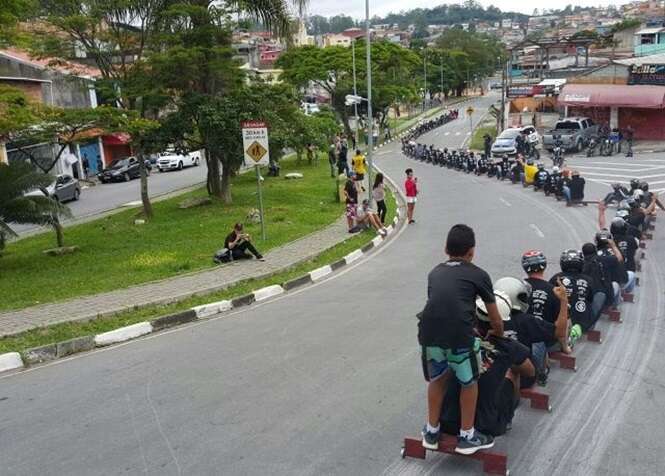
[98,156,151,183]
[302,102,320,115]
[26,174,81,202]
[491,128,521,157]
[156,150,201,172]
[542,117,598,152]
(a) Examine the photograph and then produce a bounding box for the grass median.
[0,188,397,356]
[0,156,346,312]
[469,125,497,152]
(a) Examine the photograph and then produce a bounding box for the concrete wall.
[0,55,93,108]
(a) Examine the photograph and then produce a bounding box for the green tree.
[0,161,71,250]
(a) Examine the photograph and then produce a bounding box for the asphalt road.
[2,93,664,475]
[14,163,208,236]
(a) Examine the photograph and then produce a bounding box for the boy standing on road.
[405,169,418,224]
[419,224,504,454]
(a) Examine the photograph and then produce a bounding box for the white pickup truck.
[157,150,202,172]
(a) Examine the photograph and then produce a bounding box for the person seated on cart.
[562,170,585,205]
[440,294,534,438]
[418,225,504,454]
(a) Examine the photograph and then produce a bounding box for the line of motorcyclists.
[585,125,634,158]
[401,140,587,205]
[401,109,460,144]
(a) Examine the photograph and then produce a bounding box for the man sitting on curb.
[224,223,264,261]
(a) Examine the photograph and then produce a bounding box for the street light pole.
[352,39,360,149]
[440,55,444,101]
[500,57,506,131]
[365,0,373,204]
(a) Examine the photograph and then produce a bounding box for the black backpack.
[213,248,232,264]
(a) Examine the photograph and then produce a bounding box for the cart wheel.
[506,470,510,476]
[573,366,578,372]
[548,405,553,413]
[401,447,406,459]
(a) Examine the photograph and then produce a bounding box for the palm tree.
[0,161,71,250]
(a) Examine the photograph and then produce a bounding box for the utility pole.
[365,0,373,204]
[440,55,444,101]
[352,39,360,150]
[500,58,506,131]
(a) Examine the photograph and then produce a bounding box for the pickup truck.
[542,117,598,152]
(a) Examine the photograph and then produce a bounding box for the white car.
[520,125,540,146]
[157,150,201,172]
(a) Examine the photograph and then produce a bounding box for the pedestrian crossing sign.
[241,120,270,166]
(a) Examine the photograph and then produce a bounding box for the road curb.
[0,168,408,374]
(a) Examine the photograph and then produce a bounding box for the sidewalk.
[0,216,350,337]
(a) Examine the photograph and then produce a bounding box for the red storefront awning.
[559,84,665,109]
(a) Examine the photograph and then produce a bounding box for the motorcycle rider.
[603,182,630,206]
[533,163,549,191]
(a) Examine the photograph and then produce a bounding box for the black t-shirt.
[627,223,642,241]
[440,337,529,437]
[505,311,556,348]
[569,177,585,200]
[627,210,645,229]
[597,248,628,285]
[549,272,596,331]
[419,261,495,349]
[614,233,638,272]
[344,182,357,204]
[583,256,612,303]
[224,231,237,249]
[525,278,561,325]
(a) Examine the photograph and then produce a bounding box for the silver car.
[490,129,521,157]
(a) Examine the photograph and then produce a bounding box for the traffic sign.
[466,106,475,115]
[241,120,270,166]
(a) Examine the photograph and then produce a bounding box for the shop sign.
[628,64,665,85]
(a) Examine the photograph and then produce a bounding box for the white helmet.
[494,277,532,313]
[476,290,512,322]
[633,189,644,200]
[552,166,560,173]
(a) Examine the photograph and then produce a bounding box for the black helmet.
[626,197,639,209]
[612,182,622,190]
[640,181,649,192]
[595,229,613,246]
[560,249,585,273]
[537,163,545,170]
[630,178,640,190]
[610,217,627,236]
[521,250,547,274]
[526,159,534,166]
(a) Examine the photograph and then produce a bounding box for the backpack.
[213,248,232,264]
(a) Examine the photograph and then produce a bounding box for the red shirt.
[405,178,418,197]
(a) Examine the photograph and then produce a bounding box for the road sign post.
[241,120,270,241]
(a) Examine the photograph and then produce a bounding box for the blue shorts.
[422,338,482,387]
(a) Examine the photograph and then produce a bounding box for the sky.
[306,0,626,18]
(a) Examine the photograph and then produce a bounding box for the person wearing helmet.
[419,225,502,454]
[517,156,538,185]
[494,275,570,385]
[562,170,585,206]
[522,251,560,324]
[629,178,641,194]
[595,229,632,304]
[640,181,665,211]
[533,163,549,191]
[603,182,629,206]
[600,202,640,273]
[549,250,598,347]
[440,292,532,438]
[581,243,614,319]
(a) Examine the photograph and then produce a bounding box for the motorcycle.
[552,144,564,168]
[586,137,598,157]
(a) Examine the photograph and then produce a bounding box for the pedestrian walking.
[328,144,337,178]
[405,168,418,224]
[82,154,90,179]
[373,172,387,224]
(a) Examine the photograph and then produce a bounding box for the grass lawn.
[469,124,497,152]
[0,156,345,312]
[0,189,397,356]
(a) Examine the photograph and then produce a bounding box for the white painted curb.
[254,285,284,302]
[95,322,153,346]
[393,216,398,225]
[386,225,394,235]
[192,300,232,318]
[344,249,363,264]
[372,236,383,247]
[0,352,24,373]
[310,265,332,282]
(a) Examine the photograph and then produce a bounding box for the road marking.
[571,165,662,172]
[499,197,511,207]
[444,132,450,136]
[530,224,545,238]
[455,132,461,136]
[466,132,471,136]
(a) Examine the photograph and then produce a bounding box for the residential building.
[634,26,665,56]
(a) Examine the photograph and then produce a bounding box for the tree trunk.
[53,220,64,248]
[138,155,153,219]
[221,163,233,204]
[339,107,353,138]
[205,149,222,198]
